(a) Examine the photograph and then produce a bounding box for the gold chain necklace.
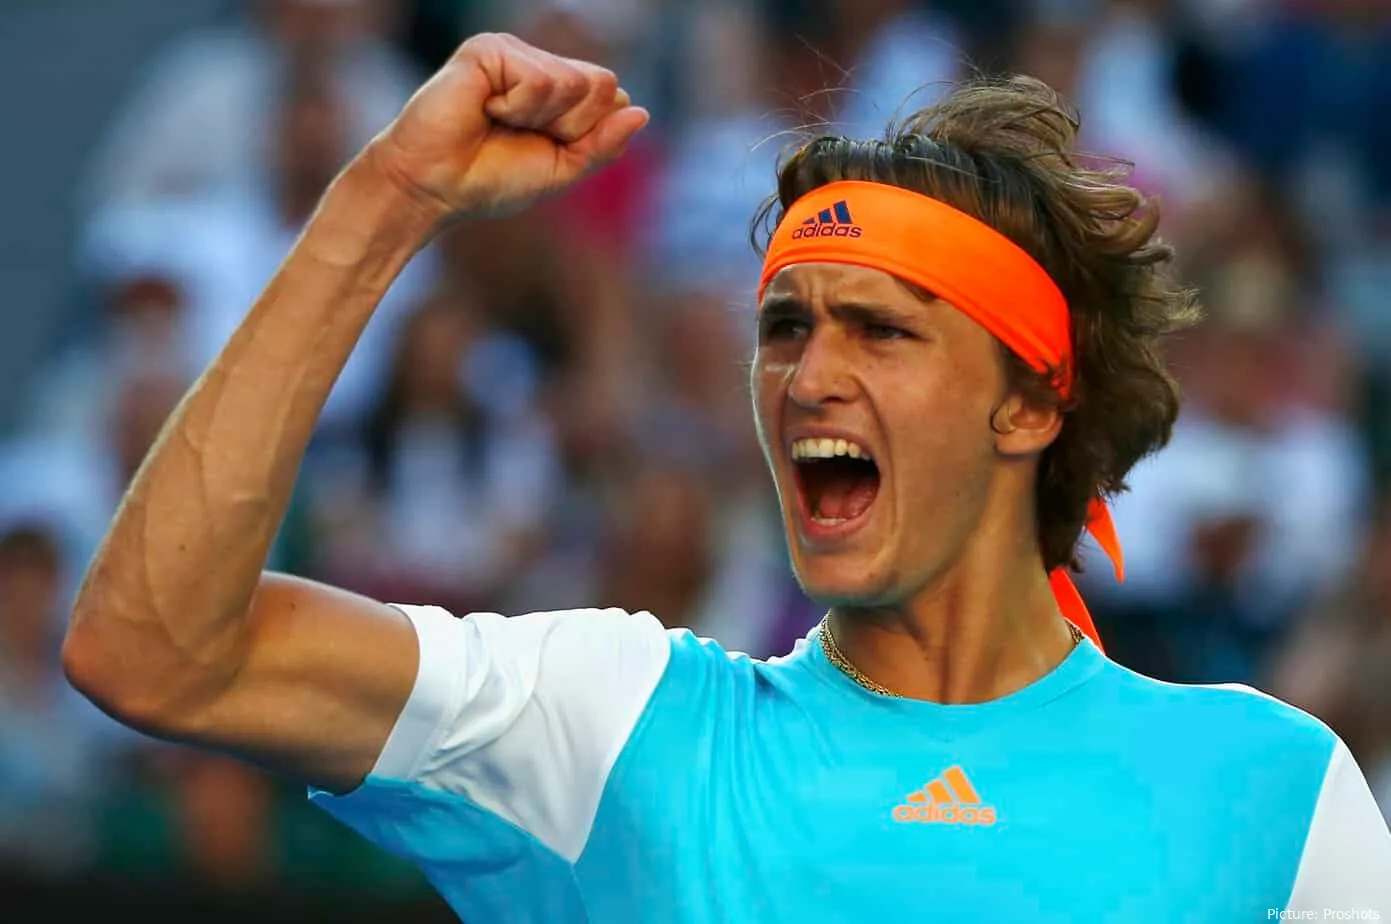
[817,616,1084,699]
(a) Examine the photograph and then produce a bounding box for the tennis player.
[65,33,1390,921]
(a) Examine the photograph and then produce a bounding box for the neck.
[827,512,1077,704]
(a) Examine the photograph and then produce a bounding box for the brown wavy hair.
[752,76,1201,573]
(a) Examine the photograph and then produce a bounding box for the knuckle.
[553,66,588,99]
[530,71,556,95]
[591,68,618,96]
[461,31,499,51]
[460,31,520,58]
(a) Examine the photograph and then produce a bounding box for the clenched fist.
[365,33,649,223]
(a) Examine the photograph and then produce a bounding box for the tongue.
[811,459,879,521]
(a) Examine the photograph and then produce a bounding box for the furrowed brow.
[829,301,918,327]
[758,295,810,320]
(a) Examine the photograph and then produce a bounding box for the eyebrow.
[758,294,921,327]
[758,296,809,321]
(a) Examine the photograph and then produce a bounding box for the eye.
[865,323,909,341]
[760,317,810,342]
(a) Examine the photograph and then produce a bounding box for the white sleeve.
[1286,736,1391,913]
[365,604,671,863]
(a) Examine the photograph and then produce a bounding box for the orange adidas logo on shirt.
[892,766,998,826]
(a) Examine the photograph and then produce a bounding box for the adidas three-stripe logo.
[892,765,998,826]
[790,199,864,240]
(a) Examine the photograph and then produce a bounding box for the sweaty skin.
[61,33,649,794]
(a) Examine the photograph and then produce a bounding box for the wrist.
[355,139,459,230]
[307,153,448,268]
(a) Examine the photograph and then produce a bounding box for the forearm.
[66,157,439,714]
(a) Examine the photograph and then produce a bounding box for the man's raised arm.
[61,34,649,794]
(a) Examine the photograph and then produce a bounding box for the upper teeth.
[791,437,871,461]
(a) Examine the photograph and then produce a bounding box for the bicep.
[181,573,419,794]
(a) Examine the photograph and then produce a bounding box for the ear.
[990,391,1062,458]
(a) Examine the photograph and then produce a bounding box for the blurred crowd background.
[2,0,1390,918]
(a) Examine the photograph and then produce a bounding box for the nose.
[787,327,858,410]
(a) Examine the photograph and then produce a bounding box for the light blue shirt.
[313,606,1391,922]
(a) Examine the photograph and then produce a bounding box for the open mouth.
[791,438,881,528]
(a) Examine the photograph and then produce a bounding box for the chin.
[789,544,898,608]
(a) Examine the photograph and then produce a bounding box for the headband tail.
[1085,497,1125,582]
[1048,498,1123,652]
[1049,569,1104,652]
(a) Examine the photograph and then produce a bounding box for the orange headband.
[759,180,1123,649]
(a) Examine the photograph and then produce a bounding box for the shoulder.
[395,603,671,667]
[1103,663,1336,760]
[1090,664,1390,906]
[1086,665,1340,814]
[655,627,756,681]
[333,605,681,790]
[643,626,813,711]
[313,606,684,866]
[385,605,677,780]
[612,630,818,766]
[386,607,762,757]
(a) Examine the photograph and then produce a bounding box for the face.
[752,263,1017,608]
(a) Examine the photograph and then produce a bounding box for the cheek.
[884,359,997,479]
[938,342,1003,424]
[750,357,782,450]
